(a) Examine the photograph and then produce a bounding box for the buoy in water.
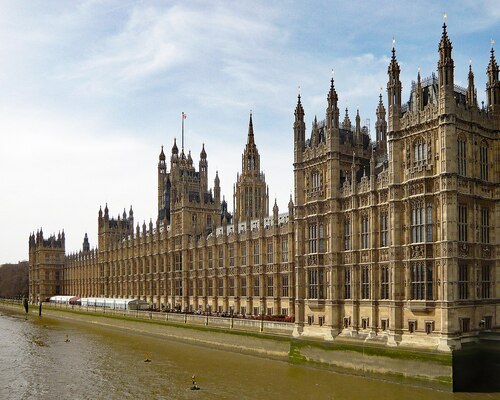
[144,352,152,362]
[190,375,200,390]
[64,334,70,342]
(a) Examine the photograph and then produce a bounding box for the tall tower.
[28,230,65,303]
[234,113,269,221]
[158,145,167,220]
[294,94,305,164]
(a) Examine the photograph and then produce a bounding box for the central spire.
[247,111,254,145]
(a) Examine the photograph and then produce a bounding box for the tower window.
[361,266,370,299]
[344,219,351,250]
[413,139,427,165]
[458,205,468,242]
[344,267,351,299]
[479,144,488,180]
[361,215,369,249]
[380,212,388,247]
[410,263,433,300]
[381,266,389,299]
[458,139,467,176]
[480,208,490,244]
[411,202,432,243]
[458,264,469,300]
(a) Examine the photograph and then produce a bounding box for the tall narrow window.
[267,276,274,297]
[229,244,235,267]
[380,213,388,247]
[198,251,203,270]
[240,277,247,297]
[253,276,260,297]
[411,263,433,300]
[253,242,260,264]
[480,265,490,299]
[458,139,467,176]
[361,216,369,249]
[267,240,273,264]
[414,139,427,164]
[458,264,469,300]
[381,266,389,299]
[480,208,490,244]
[281,274,289,297]
[281,238,288,262]
[218,247,224,268]
[308,223,317,253]
[344,219,351,250]
[411,202,432,243]
[426,205,433,242]
[208,248,213,269]
[344,267,351,299]
[480,144,488,180]
[218,278,224,297]
[311,171,321,192]
[241,245,247,266]
[308,268,324,299]
[361,267,370,299]
[319,223,325,253]
[458,205,468,242]
[229,277,235,297]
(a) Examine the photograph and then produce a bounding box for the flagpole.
[181,112,185,151]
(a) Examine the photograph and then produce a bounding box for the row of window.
[339,205,490,251]
[412,138,489,181]
[457,138,489,180]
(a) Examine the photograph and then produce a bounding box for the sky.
[0,0,498,263]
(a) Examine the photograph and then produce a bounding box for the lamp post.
[260,305,265,332]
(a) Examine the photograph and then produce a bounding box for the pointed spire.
[295,91,304,119]
[247,111,254,144]
[200,143,207,159]
[467,60,477,107]
[123,208,127,219]
[159,145,165,161]
[172,138,178,155]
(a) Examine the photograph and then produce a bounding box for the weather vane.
[491,38,495,48]
[443,12,447,23]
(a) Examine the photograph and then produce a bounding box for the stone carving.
[410,245,425,258]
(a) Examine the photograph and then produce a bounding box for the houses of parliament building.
[29,23,498,351]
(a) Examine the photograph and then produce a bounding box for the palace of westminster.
[29,23,498,351]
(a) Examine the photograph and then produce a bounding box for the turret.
[294,94,305,161]
[199,143,208,196]
[214,171,220,205]
[487,43,500,114]
[387,44,402,132]
[342,107,351,130]
[375,93,387,147]
[327,78,339,130]
[83,233,90,252]
[273,199,279,226]
[438,19,455,113]
[171,138,179,168]
[355,108,361,145]
[158,145,166,216]
[467,62,478,108]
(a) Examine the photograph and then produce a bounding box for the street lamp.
[260,305,265,332]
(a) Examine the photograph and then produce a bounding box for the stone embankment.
[0,300,453,390]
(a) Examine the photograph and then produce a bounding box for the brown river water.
[0,309,496,400]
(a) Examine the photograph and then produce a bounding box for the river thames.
[0,310,495,400]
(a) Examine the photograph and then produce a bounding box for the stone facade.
[29,23,499,351]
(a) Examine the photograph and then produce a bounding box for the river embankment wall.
[0,300,472,391]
